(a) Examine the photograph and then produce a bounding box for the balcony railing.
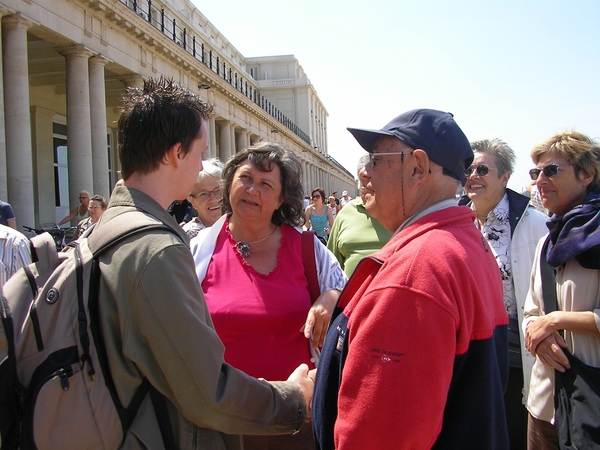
[121,0,311,145]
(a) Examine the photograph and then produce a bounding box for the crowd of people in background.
[1,78,599,450]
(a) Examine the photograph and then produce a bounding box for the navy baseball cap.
[347,109,474,185]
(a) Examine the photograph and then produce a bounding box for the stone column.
[30,106,56,226]
[230,125,236,155]
[3,13,34,228]
[219,121,232,162]
[207,115,217,160]
[60,45,94,211]
[236,127,247,153]
[302,161,308,196]
[89,55,110,198]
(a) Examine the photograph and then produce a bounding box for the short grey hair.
[470,139,516,176]
[195,158,224,184]
[357,154,370,189]
[356,154,370,176]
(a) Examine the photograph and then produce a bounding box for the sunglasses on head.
[529,163,572,180]
[464,165,497,177]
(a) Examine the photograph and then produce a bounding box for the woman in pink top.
[191,142,347,450]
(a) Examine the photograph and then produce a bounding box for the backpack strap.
[87,210,181,255]
[23,266,44,353]
[302,231,320,304]
[87,255,149,443]
[85,210,181,447]
[149,385,177,449]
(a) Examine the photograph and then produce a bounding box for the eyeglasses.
[190,187,222,201]
[312,194,321,199]
[369,151,414,168]
[464,165,498,177]
[529,163,572,180]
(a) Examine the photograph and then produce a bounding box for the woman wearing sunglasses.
[523,131,600,450]
[305,186,334,243]
[464,138,548,450]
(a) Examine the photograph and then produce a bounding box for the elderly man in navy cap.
[313,109,509,450]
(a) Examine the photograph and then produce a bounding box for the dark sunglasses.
[464,165,497,177]
[311,194,321,199]
[529,163,572,180]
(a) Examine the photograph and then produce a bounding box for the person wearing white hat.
[339,190,352,209]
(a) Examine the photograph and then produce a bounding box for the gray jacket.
[95,187,307,449]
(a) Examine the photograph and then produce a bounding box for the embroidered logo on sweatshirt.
[370,347,403,363]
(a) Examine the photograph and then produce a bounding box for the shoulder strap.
[302,231,320,304]
[540,235,558,314]
[87,210,182,255]
[85,211,180,447]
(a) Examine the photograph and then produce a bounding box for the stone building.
[0,0,355,228]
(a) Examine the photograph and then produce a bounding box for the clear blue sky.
[191,0,600,191]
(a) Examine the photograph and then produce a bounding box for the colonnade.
[0,7,355,228]
[3,13,36,227]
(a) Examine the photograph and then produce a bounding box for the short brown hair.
[118,77,213,179]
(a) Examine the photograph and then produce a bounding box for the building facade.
[0,0,355,229]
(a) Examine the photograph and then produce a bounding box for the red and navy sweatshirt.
[313,206,509,449]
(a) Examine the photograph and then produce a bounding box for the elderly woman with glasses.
[183,158,224,239]
[523,131,600,450]
[74,194,107,238]
[463,139,548,449]
[190,142,346,450]
[305,187,334,243]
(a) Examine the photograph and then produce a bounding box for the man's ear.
[166,142,183,168]
[409,149,430,187]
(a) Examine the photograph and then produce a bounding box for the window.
[53,121,70,223]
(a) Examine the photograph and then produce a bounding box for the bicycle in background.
[23,225,77,251]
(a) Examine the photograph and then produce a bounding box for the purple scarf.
[546,188,600,269]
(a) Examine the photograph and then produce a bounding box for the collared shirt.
[0,224,31,287]
[473,193,516,318]
[182,217,207,239]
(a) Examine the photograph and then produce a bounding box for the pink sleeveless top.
[202,221,314,380]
